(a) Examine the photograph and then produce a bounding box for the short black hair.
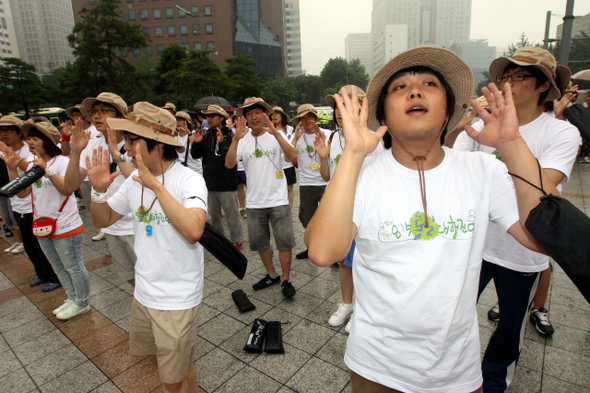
[243,104,267,116]
[27,128,59,158]
[375,66,456,148]
[503,63,550,105]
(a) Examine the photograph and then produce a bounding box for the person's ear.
[538,80,551,94]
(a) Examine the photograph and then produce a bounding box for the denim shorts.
[246,205,296,251]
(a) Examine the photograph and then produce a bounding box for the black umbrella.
[199,223,247,279]
[194,96,232,111]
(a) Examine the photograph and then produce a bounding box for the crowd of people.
[0,44,588,392]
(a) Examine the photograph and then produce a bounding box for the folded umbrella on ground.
[199,222,247,279]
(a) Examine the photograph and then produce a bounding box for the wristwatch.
[113,156,125,164]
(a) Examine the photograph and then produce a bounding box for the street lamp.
[174,1,192,46]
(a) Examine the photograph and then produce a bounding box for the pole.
[558,0,575,65]
[175,0,180,45]
[543,11,551,49]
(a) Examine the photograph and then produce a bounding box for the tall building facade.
[71,0,286,77]
[283,0,302,76]
[371,0,471,74]
[448,39,496,96]
[345,33,372,77]
[556,13,590,40]
[0,0,19,63]
[9,0,75,73]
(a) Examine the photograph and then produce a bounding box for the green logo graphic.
[409,211,439,241]
[306,145,315,154]
[35,179,43,188]
[137,206,152,224]
[334,153,341,164]
[254,149,264,158]
[492,150,503,162]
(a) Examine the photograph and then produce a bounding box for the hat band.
[128,114,176,136]
[511,56,556,79]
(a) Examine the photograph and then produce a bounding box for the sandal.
[3,225,13,238]
[41,282,62,292]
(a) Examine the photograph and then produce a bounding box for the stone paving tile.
[25,345,88,386]
[76,323,129,359]
[215,365,282,393]
[0,367,37,393]
[286,357,349,393]
[111,355,160,393]
[195,347,246,393]
[13,329,71,366]
[2,316,56,348]
[91,340,147,379]
[250,342,312,384]
[39,360,108,393]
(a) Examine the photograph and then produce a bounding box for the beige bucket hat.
[235,97,274,117]
[80,92,128,123]
[162,102,176,114]
[292,104,322,123]
[489,46,571,101]
[201,105,229,119]
[66,105,83,118]
[366,46,473,133]
[107,101,184,152]
[0,115,24,129]
[326,85,367,109]
[175,111,193,124]
[22,121,63,153]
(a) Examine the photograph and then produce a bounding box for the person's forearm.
[61,141,71,156]
[151,183,205,244]
[64,150,83,194]
[305,148,365,266]
[277,134,297,162]
[225,139,239,168]
[90,201,118,229]
[116,160,134,178]
[319,156,330,182]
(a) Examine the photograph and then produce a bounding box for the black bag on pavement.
[243,319,266,353]
[232,289,256,313]
[264,321,285,354]
[199,222,247,279]
[510,162,590,305]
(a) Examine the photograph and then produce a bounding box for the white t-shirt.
[453,112,580,272]
[294,129,330,186]
[1,144,34,214]
[327,130,385,180]
[346,147,519,393]
[279,125,295,169]
[80,137,134,236]
[30,156,83,236]
[236,131,289,209]
[82,125,101,182]
[176,133,203,175]
[108,163,208,310]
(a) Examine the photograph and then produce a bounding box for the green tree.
[319,57,370,99]
[224,55,263,103]
[156,45,189,103]
[125,55,163,105]
[0,58,46,117]
[476,71,492,96]
[262,75,299,110]
[506,33,534,56]
[67,0,147,95]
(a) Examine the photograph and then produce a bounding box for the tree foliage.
[0,58,45,117]
[319,57,370,99]
[224,55,263,103]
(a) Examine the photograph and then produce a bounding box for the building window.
[191,6,199,17]
[133,48,140,56]
[128,10,136,21]
[140,9,148,20]
[121,48,128,57]
[155,26,163,37]
[178,8,186,18]
[89,0,96,4]
[192,24,200,35]
[167,25,175,36]
[205,24,213,34]
[117,10,123,19]
[153,8,161,19]
[142,27,150,38]
[181,43,189,49]
[194,42,202,50]
[157,44,164,55]
[207,41,214,50]
[204,5,212,16]
[145,45,152,55]
[180,25,188,36]
[127,0,133,2]
[166,7,173,18]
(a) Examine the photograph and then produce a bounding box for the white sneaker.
[4,243,21,253]
[328,303,354,327]
[56,303,91,320]
[53,299,74,315]
[10,243,25,254]
[92,232,105,241]
[345,319,352,334]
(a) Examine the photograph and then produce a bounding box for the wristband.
[44,166,57,177]
[61,135,71,142]
[91,187,109,204]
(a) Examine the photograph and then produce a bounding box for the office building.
[448,39,496,96]
[0,0,19,63]
[345,33,372,77]
[284,0,302,76]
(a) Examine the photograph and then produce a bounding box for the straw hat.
[292,104,322,123]
[27,116,50,124]
[235,97,274,117]
[366,46,473,133]
[201,105,229,119]
[326,85,367,108]
[22,121,63,153]
[107,102,184,152]
[162,102,176,114]
[66,105,82,118]
[0,115,24,129]
[80,92,128,123]
[175,111,193,124]
[489,46,571,101]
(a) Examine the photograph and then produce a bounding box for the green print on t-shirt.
[378,211,475,242]
[135,207,170,225]
[306,145,315,154]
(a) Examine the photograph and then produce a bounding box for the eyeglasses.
[89,109,116,116]
[496,73,535,83]
[0,128,17,134]
[123,135,142,144]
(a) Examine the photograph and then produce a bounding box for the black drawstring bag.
[199,222,247,279]
[509,161,590,305]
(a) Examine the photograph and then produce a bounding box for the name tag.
[276,171,284,179]
[310,162,320,171]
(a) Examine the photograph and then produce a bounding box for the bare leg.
[533,265,551,310]
[278,249,292,281]
[259,247,277,276]
[339,261,354,304]
[128,279,135,287]
[287,184,294,210]
[161,365,200,393]
[12,228,22,244]
[237,184,246,209]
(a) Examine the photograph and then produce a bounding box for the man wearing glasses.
[63,93,138,287]
[454,47,580,393]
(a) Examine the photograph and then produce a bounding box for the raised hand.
[293,121,304,142]
[70,119,90,153]
[215,129,223,143]
[464,83,519,149]
[334,86,386,155]
[192,128,203,143]
[131,144,159,190]
[262,113,278,135]
[61,120,74,137]
[1,147,25,170]
[314,131,330,159]
[106,126,121,158]
[233,117,249,140]
[86,146,119,192]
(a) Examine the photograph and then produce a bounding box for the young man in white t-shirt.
[453,47,579,393]
[305,46,558,393]
[86,101,207,393]
[225,97,298,297]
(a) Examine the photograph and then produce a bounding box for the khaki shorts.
[129,298,201,384]
[105,234,137,282]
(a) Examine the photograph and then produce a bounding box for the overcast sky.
[299,0,590,75]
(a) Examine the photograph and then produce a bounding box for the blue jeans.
[38,233,90,307]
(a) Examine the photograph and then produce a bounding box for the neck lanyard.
[302,133,318,161]
[253,135,281,172]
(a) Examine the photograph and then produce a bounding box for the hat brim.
[235,101,274,118]
[366,46,473,133]
[107,118,185,153]
[21,123,62,153]
[66,106,80,118]
[489,57,565,101]
[293,110,321,124]
[201,110,228,119]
